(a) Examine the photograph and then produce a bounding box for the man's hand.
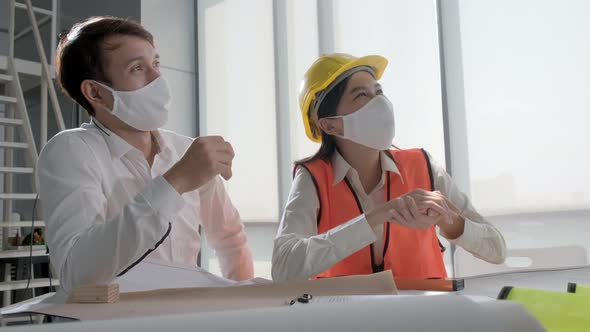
[164,136,235,194]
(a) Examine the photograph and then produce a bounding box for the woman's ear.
[318,117,344,136]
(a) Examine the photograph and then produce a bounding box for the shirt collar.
[89,118,171,160]
[331,150,401,185]
[151,129,173,159]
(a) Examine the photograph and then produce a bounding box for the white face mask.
[95,76,171,131]
[329,95,395,150]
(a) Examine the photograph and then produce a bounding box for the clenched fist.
[164,136,235,194]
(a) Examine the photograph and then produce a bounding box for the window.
[197,0,279,222]
[443,0,590,215]
[441,0,590,270]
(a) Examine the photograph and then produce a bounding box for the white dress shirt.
[272,150,506,282]
[36,120,253,293]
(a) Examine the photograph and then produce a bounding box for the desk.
[0,293,544,332]
[3,265,588,330]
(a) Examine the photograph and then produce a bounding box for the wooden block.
[67,284,120,303]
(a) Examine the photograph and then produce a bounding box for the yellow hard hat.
[299,53,388,143]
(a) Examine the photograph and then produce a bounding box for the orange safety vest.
[299,148,447,279]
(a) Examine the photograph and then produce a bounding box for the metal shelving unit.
[0,0,65,307]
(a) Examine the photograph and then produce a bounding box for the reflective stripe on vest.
[299,148,447,279]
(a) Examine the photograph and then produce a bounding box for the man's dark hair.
[55,16,154,116]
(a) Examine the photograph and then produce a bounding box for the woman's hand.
[367,189,464,234]
[400,189,466,238]
[400,189,458,226]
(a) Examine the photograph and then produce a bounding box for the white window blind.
[446,0,590,215]
[197,0,278,222]
[327,0,446,165]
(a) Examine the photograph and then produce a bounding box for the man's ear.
[318,117,343,136]
[80,80,112,111]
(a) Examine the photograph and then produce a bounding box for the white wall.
[141,0,197,137]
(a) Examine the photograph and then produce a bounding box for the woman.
[272,53,506,282]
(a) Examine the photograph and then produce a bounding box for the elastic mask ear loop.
[93,80,118,114]
[90,82,113,136]
[92,120,110,136]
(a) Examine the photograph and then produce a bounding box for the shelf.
[0,193,37,199]
[0,221,45,228]
[0,249,47,259]
[0,118,24,126]
[0,96,17,104]
[0,167,34,174]
[0,74,13,83]
[0,142,29,149]
[0,278,59,292]
[0,56,57,79]
[14,2,55,16]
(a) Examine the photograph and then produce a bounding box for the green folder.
[567,282,590,296]
[497,286,590,332]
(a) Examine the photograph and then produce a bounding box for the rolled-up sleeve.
[198,176,254,281]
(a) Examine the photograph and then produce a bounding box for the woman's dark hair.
[295,76,351,167]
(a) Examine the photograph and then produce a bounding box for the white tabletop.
[3,265,587,331]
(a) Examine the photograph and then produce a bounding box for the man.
[36,16,253,295]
